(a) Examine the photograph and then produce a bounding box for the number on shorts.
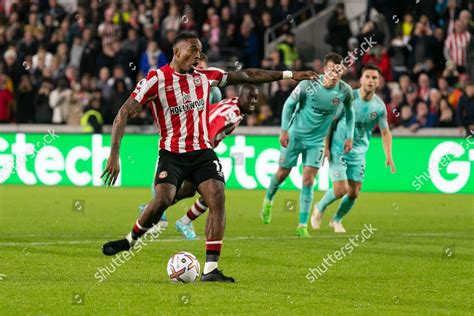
[318,149,324,162]
[213,160,222,172]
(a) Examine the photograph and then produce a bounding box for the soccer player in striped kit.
[140,84,258,239]
[100,32,317,282]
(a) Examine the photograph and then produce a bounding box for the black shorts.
[154,149,225,188]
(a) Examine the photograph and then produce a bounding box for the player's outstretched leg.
[296,166,318,238]
[102,183,176,255]
[330,181,361,233]
[139,204,168,230]
[261,167,291,224]
[174,181,201,240]
[198,179,235,282]
[176,197,208,240]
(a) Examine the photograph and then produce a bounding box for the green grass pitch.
[0,185,472,314]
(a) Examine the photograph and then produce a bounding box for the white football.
[167,252,200,283]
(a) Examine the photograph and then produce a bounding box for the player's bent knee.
[334,186,347,198]
[276,168,291,182]
[302,178,314,187]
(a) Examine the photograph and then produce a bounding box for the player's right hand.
[292,71,319,81]
[280,130,289,148]
[343,139,353,154]
[101,156,120,187]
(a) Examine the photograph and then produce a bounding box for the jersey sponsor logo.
[331,98,341,106]
[182,92,192,103]
[165,85,174,92]
[193,77,202,86]
[370,111,378,120]
[158,171,168,179]
[170,98,205,115]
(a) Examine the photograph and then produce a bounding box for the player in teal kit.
[261,53,355,237]
[311,64,396,233]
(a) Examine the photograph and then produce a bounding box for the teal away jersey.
[210,87,222,104]
[332,89,388,161]
[281,79,355,146]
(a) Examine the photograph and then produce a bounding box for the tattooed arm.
[226,69,318,85]
[101,97,142,186]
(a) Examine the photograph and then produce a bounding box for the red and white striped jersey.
[445,31,471,67]
[131,64,228,153]
[208,97,243,148]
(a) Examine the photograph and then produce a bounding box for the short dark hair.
[361,64,382,76]
[199,52,208,63]
[173,32,199,47]
[323,53,343,65]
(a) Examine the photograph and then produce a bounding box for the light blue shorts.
[278,135,324,169]
[329,151,366,183]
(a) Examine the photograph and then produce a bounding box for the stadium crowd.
[0,0,472,134]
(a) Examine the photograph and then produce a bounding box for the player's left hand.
[343,139,353,154]
[101,155,121,187]
[292,71,319,81]
[386,158,396,173]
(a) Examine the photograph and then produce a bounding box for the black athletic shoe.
[102,239,131,256]
[201,268,236,283]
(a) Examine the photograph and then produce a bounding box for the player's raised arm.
[342,88,355,153]
[226,68,318,85]
[379,107,396,173]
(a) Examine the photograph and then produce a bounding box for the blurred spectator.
[162,4,181,38]
[0,75,14,123]
[399,74,412,94]
[362,46,392,82]
[388,35,409,81]
[408,22,436,72]
[103,65,132,106]
[270,80,293,124]
[139,41,168,75]
[404,85,420,108]
[98,8,120,47]
[399,105,417,130]
[33,45,54,72]
[49,78,72,124]
[444,20,471,72]
[3,48,21,87]
[325,3,352,55]
[414,101,437,129]
[277,33,299,69]
[457,83,474,133]
[312,58,323,73]
[257,104,274,125]
[428,88,442,114]
[238,23,259,68]
[418,73,431,101]
[386,89,403,128]
[16,74,36,123]
[106,79,128,124]
[34,80,54,124]
[396,13,414,44]
[437,98,456,127]
[81,89,104,134]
